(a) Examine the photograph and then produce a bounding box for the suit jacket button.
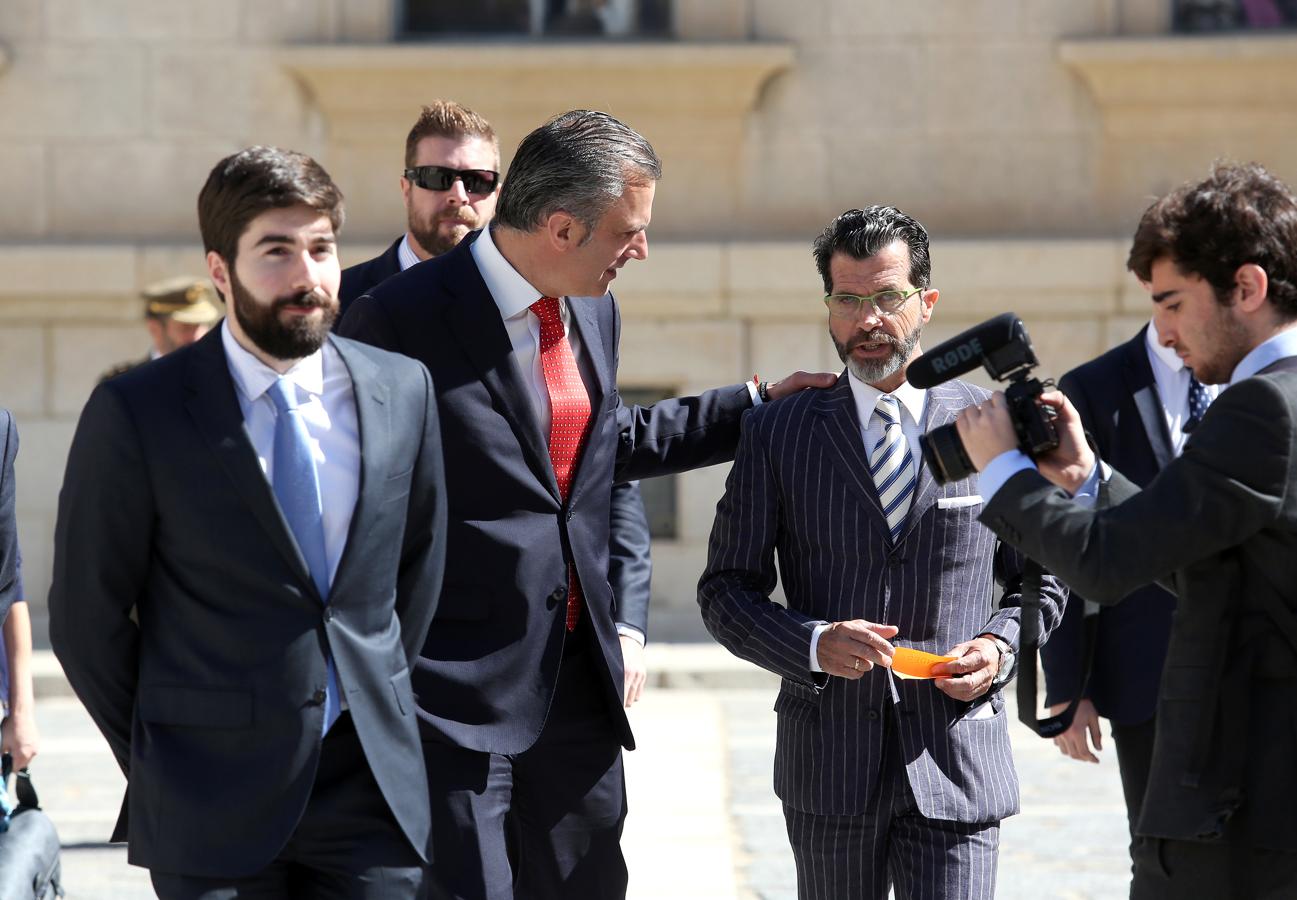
[323,607,334,623]
[311,689,327,705]
[866,709,880,720]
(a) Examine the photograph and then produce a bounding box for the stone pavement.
[28,647,1130,898]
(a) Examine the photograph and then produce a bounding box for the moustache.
[845,330,902,352]
[437,210,477,227]
[272,290,332,312]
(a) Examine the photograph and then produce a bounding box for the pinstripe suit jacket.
[699,373,1066,822]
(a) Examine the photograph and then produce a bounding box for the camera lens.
[920,424,977,485]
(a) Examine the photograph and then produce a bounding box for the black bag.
[0,753,64,900]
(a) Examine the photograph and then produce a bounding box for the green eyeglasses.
[823,288,924,319]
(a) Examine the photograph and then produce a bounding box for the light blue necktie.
[869,395,916,544]
[267,377,341,736]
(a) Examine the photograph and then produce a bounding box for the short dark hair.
[812,206,932,294]
[404,100,499,169]
[197,146,344,265]
[494,110,661,235]
[1127,161,1297,320]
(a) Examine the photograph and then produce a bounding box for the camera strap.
[1016,559,1099,738]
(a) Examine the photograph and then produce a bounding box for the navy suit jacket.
[338,233,749,754]
[1042,325,1177,724]
[0,410,20,708]
[699,375,1066,822]
[49,330,447,876]
[339,234,653,637]
[339,237,403,321]
[981,356,1297,849]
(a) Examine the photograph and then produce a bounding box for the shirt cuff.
[616,624,646,646]
[809,622,831,672]
[977,450,1036,502]
[1070,461,1107,509]
[747,380,762,406]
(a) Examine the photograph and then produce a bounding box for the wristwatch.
[984,635,1015,685]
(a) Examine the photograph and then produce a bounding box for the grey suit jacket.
[981,357,1297,850]
[48,329,447,876]
[699,374,1066,823]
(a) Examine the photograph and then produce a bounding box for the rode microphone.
[907,312,1037,389]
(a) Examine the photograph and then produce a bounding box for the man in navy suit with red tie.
[340,109,833,899]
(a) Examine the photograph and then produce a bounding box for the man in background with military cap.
[99,275,223,382]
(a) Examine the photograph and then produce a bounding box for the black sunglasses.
[404,165,499,195]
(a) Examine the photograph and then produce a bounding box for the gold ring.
[853,658,861,672]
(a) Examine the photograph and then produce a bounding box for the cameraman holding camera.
[957,161,1297,899]
[698,206,1066,900]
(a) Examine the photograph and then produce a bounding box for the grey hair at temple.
[494,109,661,239]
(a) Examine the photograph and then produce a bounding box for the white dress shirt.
[808,373,928,672]
[471,225,589,435]
[1145,318,1219,456]
[220,322,361,590]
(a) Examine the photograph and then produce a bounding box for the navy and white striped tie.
[869,394,916,543]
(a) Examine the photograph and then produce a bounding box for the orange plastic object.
[891,647,957,680]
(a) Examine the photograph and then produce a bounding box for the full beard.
[409,209,481,258]
[231,271,337,362]
[833,322,923,386]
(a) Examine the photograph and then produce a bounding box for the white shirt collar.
[470,225,549,321]
[397,233,421,272]
[221,319,326,404]
[846,369,927,425]
[1144,317,1186,374]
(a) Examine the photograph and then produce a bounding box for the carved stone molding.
[279,42,794,237]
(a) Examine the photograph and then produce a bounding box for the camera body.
[911,313,1059,484]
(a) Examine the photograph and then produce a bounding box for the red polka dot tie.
[531,296,592,631]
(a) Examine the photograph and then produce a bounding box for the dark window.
[1174,0,1297,31]
[620,386,677,539]
[401,0,671,38]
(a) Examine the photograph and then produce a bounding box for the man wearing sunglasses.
[699,206,1065,900]
[340,101,655,715]
[339,102,503,320]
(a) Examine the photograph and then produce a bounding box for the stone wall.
[1,0,1293,641]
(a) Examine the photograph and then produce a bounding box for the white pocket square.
[936,495,983,509]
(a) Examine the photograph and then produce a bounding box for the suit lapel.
[328,337,390,594]
[813,376,892,544]
[441,248,561,503]
[564,296,611,509]
[896,382,963,543]
[182,330,316,592]
[1125,328,1174,469]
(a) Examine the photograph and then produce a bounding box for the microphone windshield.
[907,313,1023,389]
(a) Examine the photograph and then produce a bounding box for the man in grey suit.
[49,146,446,899]
[699,206,1066,900]
[960,161,1297,898]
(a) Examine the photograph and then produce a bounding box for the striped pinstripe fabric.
[868,394,915,543]
[698,374,1067,832]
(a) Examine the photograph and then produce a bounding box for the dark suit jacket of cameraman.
[982,354,1297,850]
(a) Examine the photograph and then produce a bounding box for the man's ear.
[400,177,413,211]
[1235,263,1269,313]
[207,251,232,304]
[544,211,585,252]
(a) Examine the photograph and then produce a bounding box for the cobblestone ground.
[33,684,1129,899]
[715,689,1131,900]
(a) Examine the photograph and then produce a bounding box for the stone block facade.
[1,0,1293,641]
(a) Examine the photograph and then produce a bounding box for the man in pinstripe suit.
[699,206,1066,900]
